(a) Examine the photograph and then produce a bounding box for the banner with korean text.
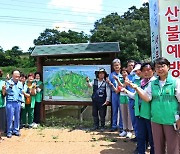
[149,0,161,61]
[149,0,180,77]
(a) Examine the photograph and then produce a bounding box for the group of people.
[0,70,43,139]
[87,57,180,154]
[0,57,179,154]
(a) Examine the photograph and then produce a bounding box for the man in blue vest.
[6,70,24,138]
[87,68,111,131]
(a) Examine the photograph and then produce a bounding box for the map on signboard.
[43,65,111,101]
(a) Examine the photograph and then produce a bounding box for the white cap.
[132,64,141,72]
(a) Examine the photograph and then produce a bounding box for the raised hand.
[124,78,131,85]
[113,75,118,81]
[86,77,89,82]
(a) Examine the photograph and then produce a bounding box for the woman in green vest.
[0,70,6,141]
[22,73,36,128]
[33,72,43,126]
[129,57,180,154]
[124,63,156,154]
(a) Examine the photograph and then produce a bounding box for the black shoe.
[90,126,99,131]
[99,127,105,132]
[110,128,117,132]
[20,124,25,129]
[130,137,137,142]
[12,132,21,136]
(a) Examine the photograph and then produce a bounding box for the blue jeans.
[128,98,137,136]
[137,117,154,154]
[6,101,21,135]
[111,92,123,129]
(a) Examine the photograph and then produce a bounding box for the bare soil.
[0,128,137,154]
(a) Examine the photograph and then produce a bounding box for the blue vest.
[91,79,106,104]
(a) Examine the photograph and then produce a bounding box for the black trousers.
[92,102,107,128]
[33,102,41,124]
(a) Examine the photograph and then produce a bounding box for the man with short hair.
[6,70,24,138]
[109,59,123,132]
[126,60,138,141]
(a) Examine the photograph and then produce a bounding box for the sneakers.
[119,131,127,137]
[126,132,132,138]
[7,133,12,138]
[32,123,38,129]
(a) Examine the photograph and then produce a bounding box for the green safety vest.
[120,94,129,104]
[35,81,43,103]
[120,79,128,104]
[134,79,151,119]
[0,80,5,108]
[151,74,178,125]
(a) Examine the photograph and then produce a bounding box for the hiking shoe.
[126,132,133,138]
[99,127,105,132]
[7,133,12,138]
[90,126,99,131]
[119,131,127,137]
[13,132,21,136]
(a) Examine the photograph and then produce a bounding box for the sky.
[0,0,148,52]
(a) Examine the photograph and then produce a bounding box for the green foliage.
[1,66,36,77]
[90,2,150,65]
[34,29,60,45]
[0,46,35,67]
[34,29,89,45]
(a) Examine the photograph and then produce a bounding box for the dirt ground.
[0,128,138,154]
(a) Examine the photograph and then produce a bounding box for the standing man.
[109,58,123,132]
[6,70,24,138]
[86,68,111,132]
[126,60,138,140]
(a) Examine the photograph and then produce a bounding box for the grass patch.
[42,116,93,130]
[103,137,117,142]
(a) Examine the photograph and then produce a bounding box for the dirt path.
[0,128,137,154]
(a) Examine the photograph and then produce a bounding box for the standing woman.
[0,69,6,141]
[131,57,180,154]
[33,72,43,126]
[22,73,36,128]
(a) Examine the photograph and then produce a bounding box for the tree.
[58,30,89,44]
[5,46,23,57]
[90,3,150,65]
[0,46,6,66]
[34,29,89,45]
[34,29,60,45]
